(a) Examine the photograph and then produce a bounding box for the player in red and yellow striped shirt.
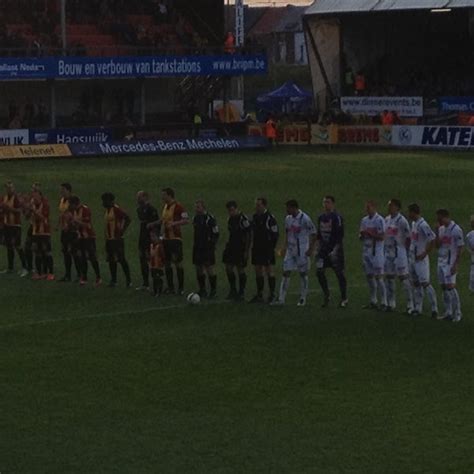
[30,191,55,281]
[58,183,80,282]
[69,196,102,287]
[149,232,165,297]
[102,192,131,287]
[161,187,189,294]
[0,181,28,276]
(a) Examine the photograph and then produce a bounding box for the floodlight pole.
[235,0,245,113]
[140,79,146,126]
[49,79,56,128]
[61,0,67,55]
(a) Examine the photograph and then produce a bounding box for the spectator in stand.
[468,115,474,126]
[8,113,22,129]
[155,0,168,24]
[23,97,35,127]
[381,110,394,126]
[355,71,366,96]
[344,67,354,95]
[224,32,236,54]
[265,116,277,146]
[193,112,202,138]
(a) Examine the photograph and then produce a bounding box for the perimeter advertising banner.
[0,129,29,146]
[248,123,312,145]
[0,144,72,160]
[392,125,474,149]
[0,54,268,80]
[337,126,392,146]
[438,97,474,113]
[311,124,337,145]
[340,96,423,117]
[69,136,269,156]
[0,137,268,160]
[249,123,382,145]
[29,127,113,145]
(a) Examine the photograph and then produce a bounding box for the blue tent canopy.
[256,81,313,113]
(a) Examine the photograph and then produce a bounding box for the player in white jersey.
[435,209,464,322]
[273,200,317,306]
[407,203,438,317]
[466,215,474,293]
[359,200,387,310]
[384,199,413,312]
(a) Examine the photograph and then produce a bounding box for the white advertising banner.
[0,129,29,146]
[340,96,423,117]
[235,0,245,47]
[392,125,474,149]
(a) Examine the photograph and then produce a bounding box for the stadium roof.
[275,6,308,32]
[305,0,474,15]
[249,7,287,36]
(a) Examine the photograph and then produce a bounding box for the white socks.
[299,275,309,301]
[443,290,453,316]
[425,285,438,313]
[414,285,438,314]
[402,278,414,312]
[376,278,388,307]
[414,286,424,313]
[278,276,290,303]
[277,274,309,303]
[386,278,396,308]
[450,288,461,318]
[367,276,377,304]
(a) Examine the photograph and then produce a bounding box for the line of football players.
[1,180,473,322]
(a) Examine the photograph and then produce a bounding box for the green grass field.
[1,148,474,473]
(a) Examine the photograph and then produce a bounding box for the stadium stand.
[0,0,219,57]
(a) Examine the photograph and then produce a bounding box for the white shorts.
[384,253,409,277]
[409,258,430,285]
[283,253,310,273]
[363,253,384,276]
[437,264,457,286]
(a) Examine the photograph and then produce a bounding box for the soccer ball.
[187,293,201,305]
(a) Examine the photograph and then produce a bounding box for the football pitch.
[1,148,474,473]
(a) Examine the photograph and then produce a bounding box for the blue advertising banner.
[439,97,474,113]
[30,127,113,145]
[0,54,267,80]
[393,126,474,149]
[69,136,268,157]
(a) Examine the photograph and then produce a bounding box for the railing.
[0,45,266,58]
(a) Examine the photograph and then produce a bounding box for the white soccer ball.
[187,293,201,305]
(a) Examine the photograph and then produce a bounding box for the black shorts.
[77,238,97,259]
[106,239,125,262]
[163,239,183,264]
[138,239,151,260]
[193,247,216,266]
[223,244,248,267]
[32,235,52,253]
[151,268,164,277]
[317,250,345,272]
[61,231,78,253]
[4,226,22,248]
[0,228,4,246]
[252,246,276,267]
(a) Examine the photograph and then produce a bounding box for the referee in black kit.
[223,200,252,301]
[192,199,219,298]
[136,191,160,291]
[249,197,279,304]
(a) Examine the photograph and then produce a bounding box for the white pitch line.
[0,284,367,332]
[0,303,192,331]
